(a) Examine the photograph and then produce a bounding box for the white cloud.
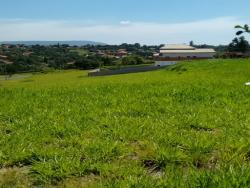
[0,17,249,45]
[120,20,131,25]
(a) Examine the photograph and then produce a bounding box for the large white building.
[154,44,216,66]
[160,44,216,58]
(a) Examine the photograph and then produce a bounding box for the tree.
[121,55,144,65]
[228,36,250,53]
[134,43,141,49]
[4,64,18,79]
[189,41,194,46]
[44,56,48,63]
[235,24,250,36]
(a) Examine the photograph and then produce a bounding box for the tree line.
[0,44,155,76]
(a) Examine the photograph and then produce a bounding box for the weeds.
[0,59,250,187]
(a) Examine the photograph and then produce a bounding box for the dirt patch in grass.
[54,174,100,188]
[244,151,250,162]
[143,159,162,172]
[142,159,165,179]
[192,154,218,170]
[0,166,32,187]
[189,124,214,132]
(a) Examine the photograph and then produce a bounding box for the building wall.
[155,61,176,67]
[161,52,215,58]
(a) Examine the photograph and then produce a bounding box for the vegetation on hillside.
[0,44,157,75]
[0,59,250,187]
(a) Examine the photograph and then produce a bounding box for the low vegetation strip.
[0,59,250,187]
[88,65,164,77]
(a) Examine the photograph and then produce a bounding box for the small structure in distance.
[154,44,216,67]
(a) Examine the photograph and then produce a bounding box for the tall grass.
[0,59,250,187]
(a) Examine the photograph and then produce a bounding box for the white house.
[155,44,216,66]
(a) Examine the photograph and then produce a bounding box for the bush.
[121,55,145,65]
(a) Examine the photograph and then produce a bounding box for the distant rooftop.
[161,44,195,50]
[160,44,216,53]
[160,49,216,53]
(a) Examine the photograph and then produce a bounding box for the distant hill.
[0,41,107,46]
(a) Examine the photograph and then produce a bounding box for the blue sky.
[0,0,250,44]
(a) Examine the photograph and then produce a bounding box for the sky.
[0,0,250,45]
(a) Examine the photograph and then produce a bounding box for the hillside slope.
[0,59,250,187]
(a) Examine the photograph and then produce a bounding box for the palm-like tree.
[235,24,250,35]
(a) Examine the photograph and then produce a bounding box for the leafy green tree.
[102,57,115,66]
[228,36,250,53]
[121,56,144,65]
[235,24,250,36]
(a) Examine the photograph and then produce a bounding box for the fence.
[88,65,166,77]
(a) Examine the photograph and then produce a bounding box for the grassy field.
[0,59,250,187]
[69,49,89,56]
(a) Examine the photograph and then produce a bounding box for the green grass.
[69,49,89,56]
[0,59,250,187]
